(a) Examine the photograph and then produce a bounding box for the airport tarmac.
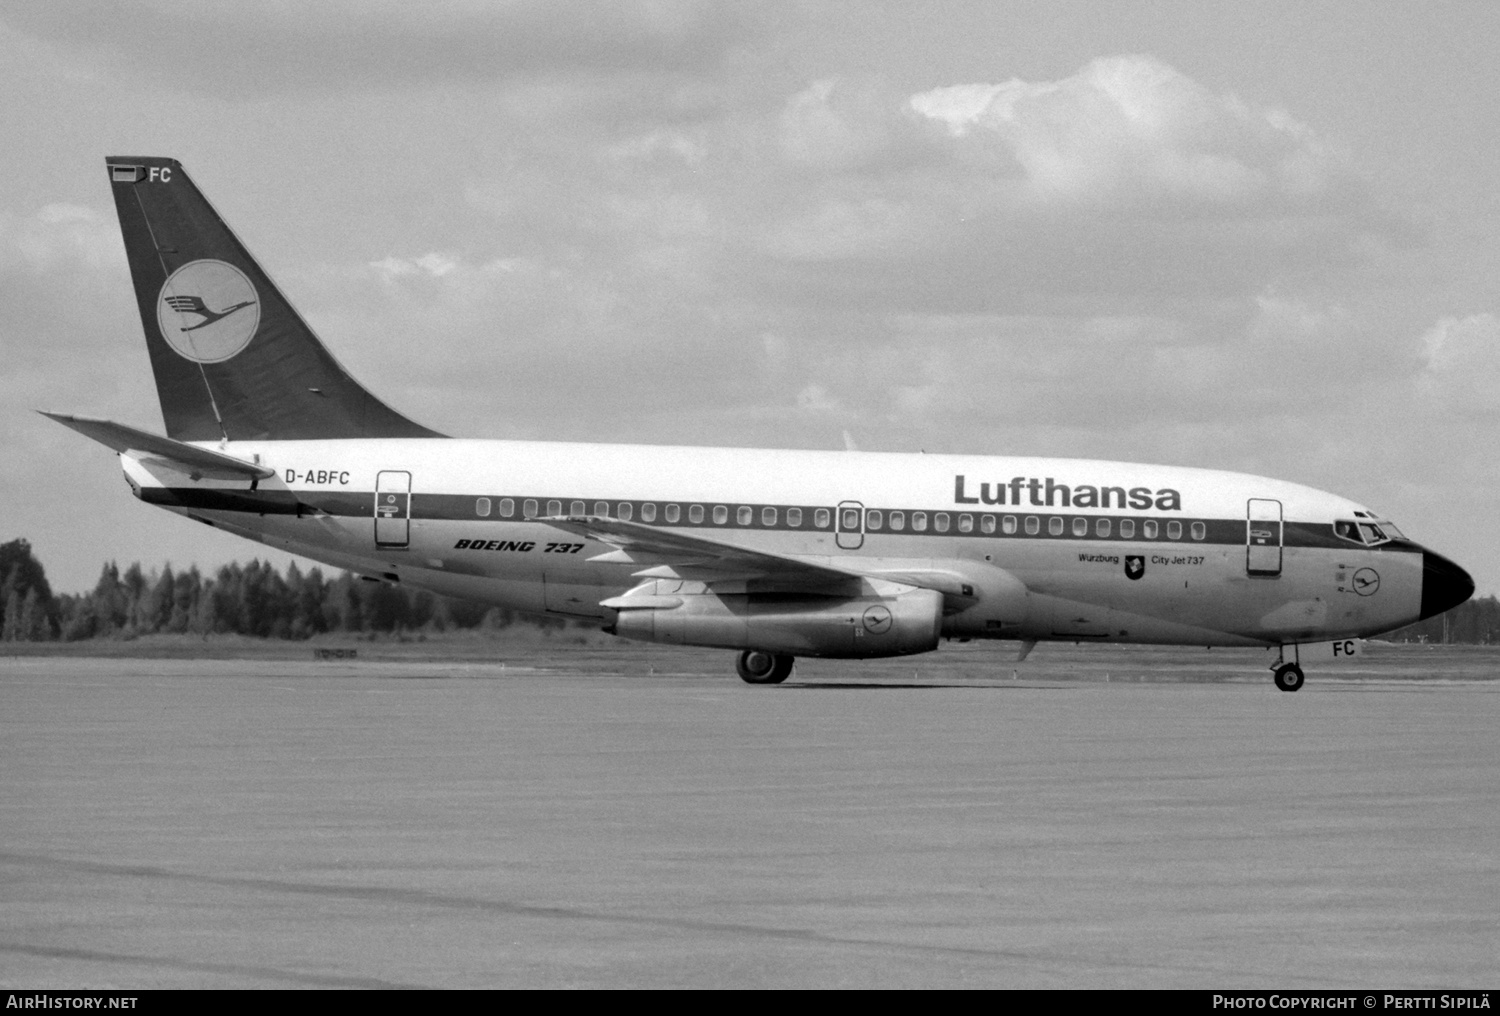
[1,645,1497,988]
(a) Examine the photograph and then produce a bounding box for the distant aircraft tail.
[105,156,441,441]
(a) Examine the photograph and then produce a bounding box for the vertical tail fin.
[105,157,441,441]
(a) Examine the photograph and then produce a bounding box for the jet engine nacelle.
[605,585,943,659]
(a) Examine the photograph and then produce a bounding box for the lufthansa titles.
[954,474,1181,511]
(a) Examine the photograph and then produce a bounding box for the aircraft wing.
[539,514,863,587]
[40,411,275,481]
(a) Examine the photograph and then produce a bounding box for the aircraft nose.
[1419,550,1474,620]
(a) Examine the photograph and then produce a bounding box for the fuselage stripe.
[141,487,1403,552]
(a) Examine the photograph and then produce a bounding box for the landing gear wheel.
[1273,663,1304,693]
[736,650,794,685]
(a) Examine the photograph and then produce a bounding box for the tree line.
[0,538,554,641]
[1,536,1494,643]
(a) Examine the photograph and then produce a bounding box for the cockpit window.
[1335,520,1392,546]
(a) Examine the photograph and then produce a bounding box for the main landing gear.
[1272,661,1305,693]
[736,650,794,685]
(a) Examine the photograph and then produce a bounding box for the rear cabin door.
[375,470,411,548]
[1246,498,1283,577]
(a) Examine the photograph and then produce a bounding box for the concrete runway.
[2,649,1497,988]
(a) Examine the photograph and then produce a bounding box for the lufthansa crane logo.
[156,259,259,363]
[1352,568,1380,596]
[862,605,893,634]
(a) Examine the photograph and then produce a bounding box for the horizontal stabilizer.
[40,411,274,480]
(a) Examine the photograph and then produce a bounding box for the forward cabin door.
[375,470,411,549]
[1246,498,1283,577]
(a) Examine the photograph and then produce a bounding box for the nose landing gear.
[736,650,794,685]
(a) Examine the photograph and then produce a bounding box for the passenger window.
[665,504,680,523]
[935,513,950,533]
[594,501,609,517]
[618,503,633,521]
[1191,521,1206,541]
[689,505,705,524]
[570,500,585,516]
[1048,517,1063,536]
[523,499,538,518]
[1143,519,1158,539]
[1119,518,1134,538]
[1072,517,1087,537]
[1003,516,1018,535]
[1025,516,1039,535]
[788,507,803,527]
[959,514,973,533]
[476,497,491,517]
[1167,521,1182,540]
[814,508,831,528]
[981,515,996,534]
[866,510,883,530]
[1096,518,1111,537]
[842,508,860,530]
[712,505,728,524]
[547,499,562,516]
[762,506,777,526]
[641,503,657,522]
[888,511,905,531]
[499,498,515,518]
[913,512,928,532]
[734,506,750,525]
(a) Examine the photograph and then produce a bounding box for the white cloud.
[0,203,117,274]
[370,252,460,279]
[1420,312,1499,373]
[2,0,745,94]
[728,56,1397,312]
[908,56,1333,209]
[779,78,927,172]
[795,382,843,415]
[1416,313,1500,415]
[607,130,706,168]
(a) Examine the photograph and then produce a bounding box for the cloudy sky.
[3,1,1498,596]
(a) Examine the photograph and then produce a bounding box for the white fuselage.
[122,437,1427,652]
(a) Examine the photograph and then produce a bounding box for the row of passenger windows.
[471,497,1208,541]
[863,511,1204,541]
[474,497,833,528]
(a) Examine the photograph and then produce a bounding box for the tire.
[1273,663,1304,693]
[736,650,794,684]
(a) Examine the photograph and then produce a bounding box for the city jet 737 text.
[45,157,1474,690]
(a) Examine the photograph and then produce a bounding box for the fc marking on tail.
[156,259,259,363]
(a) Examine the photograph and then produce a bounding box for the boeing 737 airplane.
[46,157,1473,690]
